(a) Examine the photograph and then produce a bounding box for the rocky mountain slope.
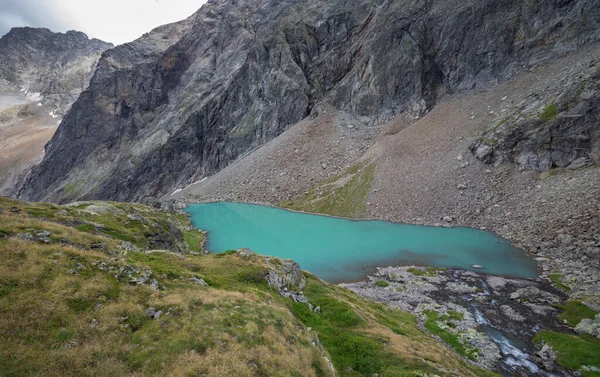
[0,28,112,197]
[0,27,113,115]
[19,0,600,203]
[0,196,496,377]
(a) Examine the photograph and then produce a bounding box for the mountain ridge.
[0,26,113,115]
[19,0,600,203]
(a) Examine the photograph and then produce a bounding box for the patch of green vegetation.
[280,162,376,218]
[407,268,426,276]
[493,118,509,129]
[216,249,238,257]
[375,280,390,288]
[183,229,204,251]
[75,223,96,233]
[423,310,477,361]
[0,280,18,297]
[556,300,598,327]
[442,311,464,322]
[479,137,498,145]
[539,102,558,121]
[66,297,95,313]
[548,273,571,292]
[407,267,437,277]
[535,331,600,372]
[290,280,434,376]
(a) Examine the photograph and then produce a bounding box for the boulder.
[575,318,600,338]
[509,286,558,304]
[265,257,306,290]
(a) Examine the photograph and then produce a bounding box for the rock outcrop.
[471,68,600,171]
[0,27,113,115]
[19,0,600,203]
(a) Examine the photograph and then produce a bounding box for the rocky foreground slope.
[0,197,497,377]
[19,0,600,203]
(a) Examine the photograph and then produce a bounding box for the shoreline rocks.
[341,265,569,375]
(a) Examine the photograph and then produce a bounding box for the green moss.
[539,102,558,121]
[535,331,600,372]
[406,267,437,277]
[375,280,390,288]
[407,268,426,276]
[548,273,571,292]
[557,300,598,327]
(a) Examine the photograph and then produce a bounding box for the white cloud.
[0,0,207,45]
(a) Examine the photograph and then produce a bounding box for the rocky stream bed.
[341,266,577,376]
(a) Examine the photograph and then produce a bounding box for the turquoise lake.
[185,202,538,283]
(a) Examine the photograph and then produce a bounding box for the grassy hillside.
[0,197,495,377]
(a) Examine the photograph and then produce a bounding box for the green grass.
[556,300,598,327]
[280,162,376,218]
[539,102,558,121]
[289,280,436,376]
[375,280,389,288]
[535,331,600,372]
[442,311,464,322]
[548,273,571,292]
[423,310,477,361]
[406,267,437,277]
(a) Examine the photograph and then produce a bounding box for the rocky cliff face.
[0,27,113,115]
[471,69,600,170]
[20,0,600,203]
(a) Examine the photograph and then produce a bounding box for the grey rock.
[567,157,587,169]
[280,290,309,304]
[471,70,600,171]
[500,305,526,322]
[582,365,600,372]
[0,27,112,115]
[535,344,557,371]
[575,318,600,338]
[20,0,600,203]
[146,307,156,318]
[237,248,256,258]
[189,277,209,286]
[509,286,558,304]
[265,257,306,290]
[153,310,163,320]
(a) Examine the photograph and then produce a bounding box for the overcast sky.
[0,0,207,45]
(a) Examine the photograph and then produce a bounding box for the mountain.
[19,0,600,203]
[0,27,112,198]
[0,27,113,115]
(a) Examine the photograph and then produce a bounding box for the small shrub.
[539,102,558,121]
[375,280,389,288]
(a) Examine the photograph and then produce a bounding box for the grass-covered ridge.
[0,197,495,376]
